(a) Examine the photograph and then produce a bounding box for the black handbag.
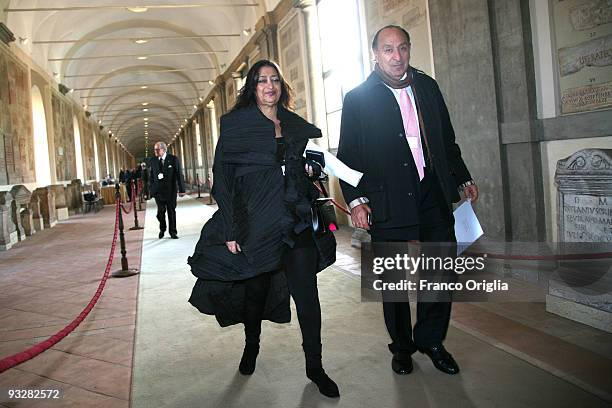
[311,180,339,235]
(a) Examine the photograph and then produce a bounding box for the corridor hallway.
[1,0,611,406]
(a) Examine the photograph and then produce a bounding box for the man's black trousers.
[370,168,456,355]
[155,196,177,236]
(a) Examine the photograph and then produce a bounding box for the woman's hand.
[226,241,242,254]
[305,160,322,179]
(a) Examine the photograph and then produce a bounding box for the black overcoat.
[337,69,472,230]
[188,105,336,327]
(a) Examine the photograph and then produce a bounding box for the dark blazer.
[148,153,185,200]
[337,69,472,230]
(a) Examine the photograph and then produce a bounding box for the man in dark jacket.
[124,168,132,201]
[337,25,478,376]
[149,141,185,239]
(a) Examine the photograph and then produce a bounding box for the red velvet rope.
[120,184,135,215]
[0,198,121,374]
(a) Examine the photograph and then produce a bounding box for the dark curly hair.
[232,59,294,111]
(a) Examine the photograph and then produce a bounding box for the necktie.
[159,157,163,168]
[399,88,425,181]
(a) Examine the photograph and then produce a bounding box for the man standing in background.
[149,141,186,239]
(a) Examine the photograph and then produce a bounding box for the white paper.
[304,140,363,187]
[453,200,483,255]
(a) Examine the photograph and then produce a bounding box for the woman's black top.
[188,105,335,283]
[187,106,336,327]
[275,136,286,165]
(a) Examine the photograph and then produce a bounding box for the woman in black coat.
[188,60,339,398]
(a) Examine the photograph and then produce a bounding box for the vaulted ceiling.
[6,0,282,157]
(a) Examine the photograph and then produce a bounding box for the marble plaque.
[558,34,612,77]
[561,81,612,113]
[553,0,612,114]
[570,0,612,31]
[562,194,612,242]
[555,149,612,243]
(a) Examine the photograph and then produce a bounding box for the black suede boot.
[305,353,339,398]
[239,342,259,375]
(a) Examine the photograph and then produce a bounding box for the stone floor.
[0,201,144,408]
[0,195,610,407]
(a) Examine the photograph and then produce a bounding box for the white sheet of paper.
[454,200,483,255]
[304,140,363,187]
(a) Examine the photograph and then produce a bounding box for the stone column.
[292,0,328,142]
[261,25,279,61]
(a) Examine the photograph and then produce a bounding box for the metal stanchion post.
[206,177,213,204]
[136,179,143,211]
[113,184,139,278]
[196,173,202,199]
[130,183,144,231]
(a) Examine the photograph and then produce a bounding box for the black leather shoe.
[419,345,459,375]
[158,231,164,239]
[170,234,178,239]
[391,353,413,375]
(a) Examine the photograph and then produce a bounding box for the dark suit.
[149,153,185,236]
[124,169,132,201]
[338,69,473,355]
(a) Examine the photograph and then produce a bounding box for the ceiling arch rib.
[93,88,191,118]
[94,86,202,130]
[55,19,230,80]
[115,117,176,145]
[110,108,181,133]
[99,103,186,124]
[6,0,266,158]
[108,107,181,131]
[82,64,205,106]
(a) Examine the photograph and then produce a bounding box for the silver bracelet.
[458,179,475,192]
[348,197,369,210]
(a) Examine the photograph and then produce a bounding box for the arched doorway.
[73,116,84,182]
[31,85,52,186]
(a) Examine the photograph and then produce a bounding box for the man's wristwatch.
[348,196,369,210]
[458,179,475,193]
